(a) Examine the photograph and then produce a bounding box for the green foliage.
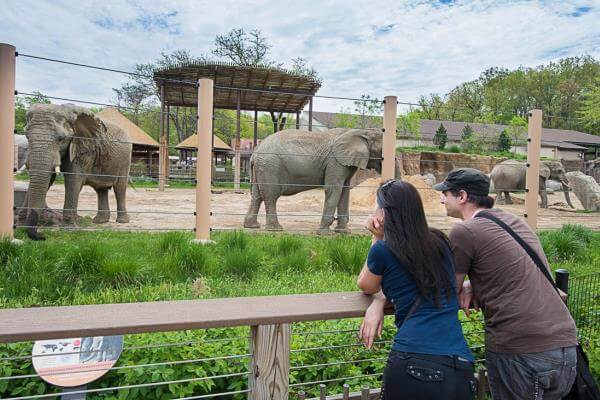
[460,124,473,150]
[14,92,51,133]
[433,123,448,150]
[580,77,600,134]
[497,130,512,152]
[448,144,461,153]
[0,239,21,265]
[324,236,367,274]
[397,110,421,140]
[539,225,589,263]
[221,247,262,280]
[219,230,249,251]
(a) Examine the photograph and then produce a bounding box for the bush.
[433,123,448,150]
[540,230,586,263]
[448,145,461,153]
[497,130,512,152]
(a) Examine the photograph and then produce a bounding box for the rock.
[545,179,563,194]
[13,181,63,224]
[421,173,436,187]
[585,159,600,183]
[565,171,600,212]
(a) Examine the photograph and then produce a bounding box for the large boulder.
[545,179,563,194]
[585,159,600,183]
[565,171,600,212]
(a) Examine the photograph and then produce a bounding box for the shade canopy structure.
[152,61,321,113]
[175,134,232,151]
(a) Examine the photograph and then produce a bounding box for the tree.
[398,110,421,140]
[460,124,474,152]
[433,123,448,150]
[213,28,272,66]
[506,116,527,153]
[497,130,512,152]
[580,78,600,134]
[354,95,383,129]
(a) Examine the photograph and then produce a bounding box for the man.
[432,168,577,400]
[360,169,578,399]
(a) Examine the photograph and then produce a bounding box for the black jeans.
[381,351,477,400]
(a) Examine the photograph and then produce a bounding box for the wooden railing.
[0,292,488,399]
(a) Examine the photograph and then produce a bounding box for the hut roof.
[96,107,160,148]
[176,134,232,151]
[153,61,321,113]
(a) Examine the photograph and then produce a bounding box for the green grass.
[0,227,598,398]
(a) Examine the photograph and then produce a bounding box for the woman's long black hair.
[377,180,453,304]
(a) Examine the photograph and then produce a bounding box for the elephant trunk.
[561,180,575,209]
[25,136,59,240]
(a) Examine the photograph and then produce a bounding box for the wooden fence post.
[524,109,542,230]
[248,323,291,400]
[0,43,16,240]
[382,96,397,182]
[194,79,213,243]
[158,84,166,191]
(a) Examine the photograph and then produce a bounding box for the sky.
[2,0,599,113]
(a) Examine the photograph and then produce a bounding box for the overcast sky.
[2,0,599,113]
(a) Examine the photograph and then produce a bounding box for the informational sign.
[32,336,123,387]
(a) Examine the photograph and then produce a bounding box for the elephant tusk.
[54,166,61,174]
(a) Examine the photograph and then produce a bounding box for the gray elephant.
[23,104,132,240]
[490,159,574,208]
[14,134,28,171]
[244,128,395,233]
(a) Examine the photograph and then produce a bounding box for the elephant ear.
[539,164,551,179]
[333,129,370,169]
[69,111,106,165]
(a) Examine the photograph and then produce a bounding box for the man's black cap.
[432,168,490,196]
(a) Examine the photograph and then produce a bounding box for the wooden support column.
[382,96,397,181]
[248,324,291,400]
[158,85,166,191]
[524,109,542,230]
[308,97,313,131]
[234,90,241,191]
[194,79,213,243]
[0,43,16,240]
[296,111,300,129]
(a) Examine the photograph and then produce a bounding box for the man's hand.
[359,293,386,349]
[458,280,479,317]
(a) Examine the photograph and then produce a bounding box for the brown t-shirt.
[450,208,577,353]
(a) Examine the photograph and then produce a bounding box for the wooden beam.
[525,109,542,229]
[248,324,291,400]
[0,292,378,343]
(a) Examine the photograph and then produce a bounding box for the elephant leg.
[114,178,130,223]
[63,174,84,226]
[334,181,351,233]
[562,182,575,209]
[504,191,513,205]
[264,196,282,231]
[539,178,548,208]
[319,183,343,234]
[18,190,29,222]
[93,188,110,224]
[243,183,262,229]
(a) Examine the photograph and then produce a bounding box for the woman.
[357,180,476,399]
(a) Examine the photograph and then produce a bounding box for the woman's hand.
[366,208,384,241]
[458,280,479,317]
[359,295,386,349]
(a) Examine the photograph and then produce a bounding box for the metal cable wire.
[290,357,387,371]
[15,225,194,232]
[177,389,252,400]
[17,91,143,112]
[289,372,382,388]
[2,371,251,400]
[291,340,392,353]
[14,207,195,216]
[0,353,252,381]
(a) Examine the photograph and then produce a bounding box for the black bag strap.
[475,211,559,293]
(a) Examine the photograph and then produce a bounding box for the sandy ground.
[41,179,600,234]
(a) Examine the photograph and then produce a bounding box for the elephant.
[14,134,28,171]
[243,128,397,233]
[23,103,132,240]
[490,159,574,208]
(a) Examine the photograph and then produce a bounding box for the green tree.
[353,95,383,129]
[580,78,600,134]
[497,130,512,152]
[506,116,527,153]
[333,107,357,128]
[398,110,421,140]
[433,123,448,150]
[460,124,474,151]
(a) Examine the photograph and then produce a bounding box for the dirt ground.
[42,180,600,234]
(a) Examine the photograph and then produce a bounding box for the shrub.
[61,241,107,279]
[497,130,512,152]
[448,145,461,153]
[274,235,304,256]
[325,238,366,274]
[540,230,586,263]
[98,256,142,288]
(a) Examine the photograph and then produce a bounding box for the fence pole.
[194,79,213,243]
[382,96,397,181]
[555,269,569,302]
[234,90,241,191]
[158,84,166,191]
[524,109,542,230]
[0,43,16,240]
[248,323,291,400]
